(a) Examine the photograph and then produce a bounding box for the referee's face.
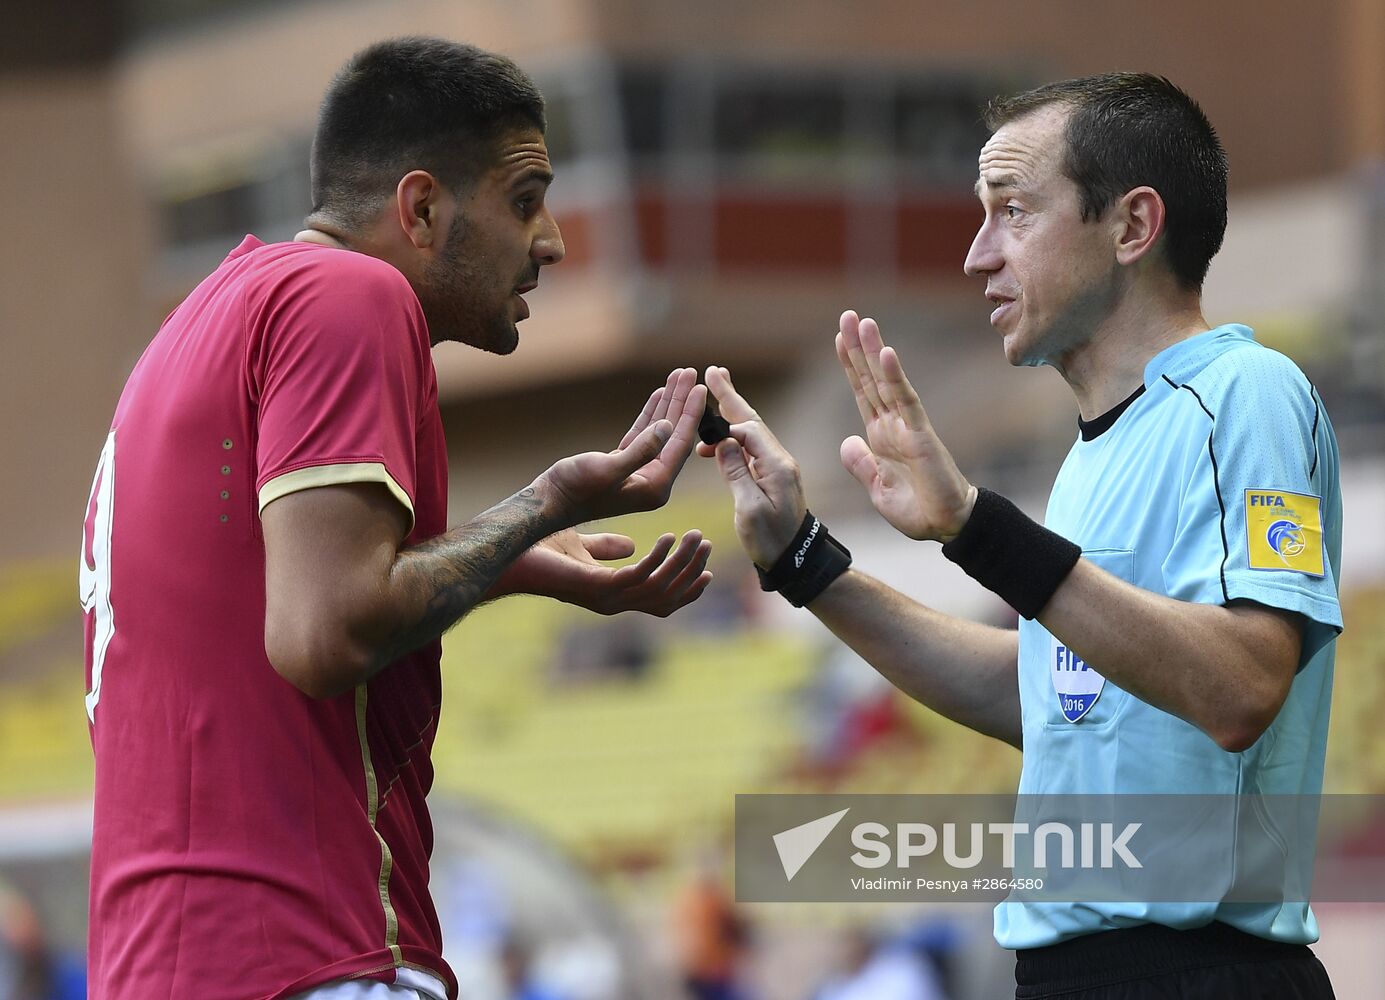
[964,106,1119,372]
[421,127,565,354]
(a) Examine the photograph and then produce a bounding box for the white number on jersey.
[80,431,116,723]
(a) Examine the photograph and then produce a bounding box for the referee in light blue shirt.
[999,321,1342,956]
[702,72,1341,998]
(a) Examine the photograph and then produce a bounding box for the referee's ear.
[1113,185,1166,270]
[394,169,448,251]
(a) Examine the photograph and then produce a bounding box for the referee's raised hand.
[836,309,978,543]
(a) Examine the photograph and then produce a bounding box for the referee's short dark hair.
[311,36,546,230]
[984,73,1228,292]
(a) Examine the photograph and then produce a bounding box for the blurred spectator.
[810,926,947,1000]
[674,560,760,634]
[801,647,906,775]
[0,884,84,1000]
[898,919,964,999]
[438,857,512,1000]
[523,936,623,1000]
[550,619,657,685]
[501,936,568,1000]
[672,865,754,1000]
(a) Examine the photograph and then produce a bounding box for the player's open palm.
[543,368,707,523]
[502,528,712,617]
[836,310,976,542]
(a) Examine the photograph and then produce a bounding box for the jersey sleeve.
[1160,349,1342,666]
[249,254,431,533]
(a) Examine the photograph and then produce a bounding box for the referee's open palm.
[836,310,977,542]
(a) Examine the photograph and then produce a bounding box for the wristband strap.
[940,487,1080,619]
[757,511,853,608]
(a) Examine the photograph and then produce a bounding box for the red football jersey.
[80,236,456,999]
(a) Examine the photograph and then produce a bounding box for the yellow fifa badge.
[1245,489,1324,576]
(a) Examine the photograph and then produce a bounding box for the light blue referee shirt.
[995,324,1343,949]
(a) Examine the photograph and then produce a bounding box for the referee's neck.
[1061,299,1210,419]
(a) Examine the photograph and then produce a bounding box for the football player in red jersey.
[81,37,710,1000]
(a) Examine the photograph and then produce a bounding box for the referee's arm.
[807,570,1022,748]
[1039,565,1302,753]
[820,313,1306,755]
[698,365,1023,750]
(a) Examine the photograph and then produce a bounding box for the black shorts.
[1014,921,1335,999]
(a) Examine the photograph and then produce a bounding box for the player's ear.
[1113,186,1165,268]
[395,170,447,250]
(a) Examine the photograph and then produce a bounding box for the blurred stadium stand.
[5,1,1385,997]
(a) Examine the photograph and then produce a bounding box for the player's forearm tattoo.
[379,485,558,666]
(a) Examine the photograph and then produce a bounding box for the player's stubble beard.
[421,211,522,355]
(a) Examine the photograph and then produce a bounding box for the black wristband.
[757,511,853,608]
[940,487,1080,619]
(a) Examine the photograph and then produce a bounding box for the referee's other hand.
[836,310,977,543]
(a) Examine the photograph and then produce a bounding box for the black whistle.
[698,397,732,445]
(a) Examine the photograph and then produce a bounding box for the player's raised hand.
[698,365,807,568]
[616,366,708,497]
[538,368,707,523]
[836,310,977,541]
[494,527,712,617]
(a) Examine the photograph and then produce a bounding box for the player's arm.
[264,477,557,697]
[834,309,1301,753]
[263,372,708,699]
[698,367,1023,748]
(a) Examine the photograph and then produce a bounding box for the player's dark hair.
[311,36,546,230]
[984,73,1228,291]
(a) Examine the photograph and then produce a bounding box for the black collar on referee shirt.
[1078,384,1147,441]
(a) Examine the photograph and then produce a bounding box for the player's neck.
[293,227,348,250]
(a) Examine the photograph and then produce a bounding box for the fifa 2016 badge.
[1051,638,1105,723]
[1244,489,1325,577]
